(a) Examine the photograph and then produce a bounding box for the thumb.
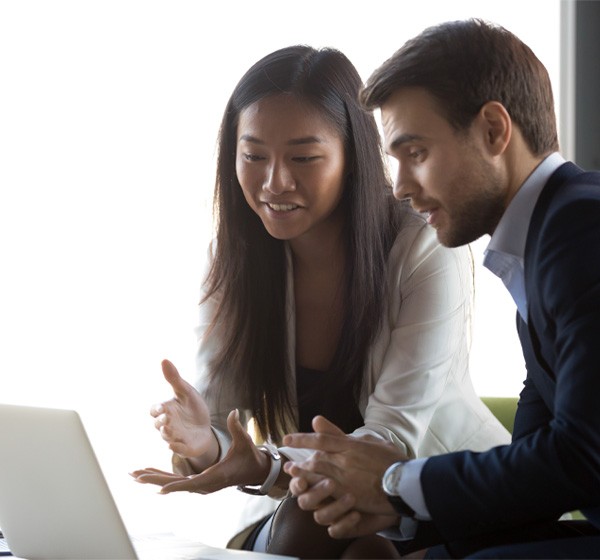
[226,409,252,444]
[161,359,191,398]
[312,415,345,436]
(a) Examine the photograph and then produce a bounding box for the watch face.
[383,462,415,518]
[383,462,404,496]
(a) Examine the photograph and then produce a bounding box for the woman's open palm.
[150,359,214,459]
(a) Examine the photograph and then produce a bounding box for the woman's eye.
[409,149,425,159]
[292,156,319,163]
[243,153,264,162]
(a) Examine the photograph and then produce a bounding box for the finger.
[150,403,164,418]
[284,462,328,487]
[327,510,364,539]
[133,472,186,487]
[313,493,355,525]
[130,467,174,477]
[311,415,346,436]
[296,478,339,511]
[288,476,308,496]
[161,359,192,399]
[159,475,214,495]
[287,456,344,481]
[159,424,177,443]
[153,413,167,431]
[287,469,331,500]
[226,409,252,444]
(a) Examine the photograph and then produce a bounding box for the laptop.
[0,403,294,560]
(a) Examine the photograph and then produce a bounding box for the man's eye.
[409,149,425,159]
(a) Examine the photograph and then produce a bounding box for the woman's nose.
[263,161,296,194]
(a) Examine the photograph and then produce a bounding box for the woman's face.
[236,94,346,243]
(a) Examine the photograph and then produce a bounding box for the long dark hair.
[204,45,403,442]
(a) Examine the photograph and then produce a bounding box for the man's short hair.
[361,18,558,156]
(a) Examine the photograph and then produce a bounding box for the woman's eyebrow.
[238,134,324,145]
[238,134,264,145]
[287,136,323,146]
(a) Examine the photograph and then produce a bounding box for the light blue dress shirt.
[483,152,566,321]
[394,152,566,523]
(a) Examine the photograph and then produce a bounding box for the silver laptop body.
[0,403,139,559]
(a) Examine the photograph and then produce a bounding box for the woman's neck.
[289,209,345,273]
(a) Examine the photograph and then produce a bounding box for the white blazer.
[184,212,510,471]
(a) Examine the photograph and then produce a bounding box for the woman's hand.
[131,408,272,494]
[150,359,218,465]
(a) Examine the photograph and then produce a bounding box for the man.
[282,18,600,559]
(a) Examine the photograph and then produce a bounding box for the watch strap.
[387,494,416,517]
[237,443,281,495]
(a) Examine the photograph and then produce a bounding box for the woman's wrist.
[172,428,221,475]
[238,444,282,495]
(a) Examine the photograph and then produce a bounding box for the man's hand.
[283,415,403,516]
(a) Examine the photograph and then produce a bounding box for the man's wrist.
[382,461,416,518]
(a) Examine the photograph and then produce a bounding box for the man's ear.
[477,101,512,156]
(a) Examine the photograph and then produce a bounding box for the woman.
[132,45,510,558]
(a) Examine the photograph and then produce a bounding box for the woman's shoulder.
[388,206,439,259]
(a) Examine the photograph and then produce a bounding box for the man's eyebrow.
[238,134,324,145]
[388,133,425,151]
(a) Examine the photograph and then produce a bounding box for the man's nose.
[392,163,415,201]
[263,161,296,194]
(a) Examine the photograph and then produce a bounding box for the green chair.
[481,396,518,434]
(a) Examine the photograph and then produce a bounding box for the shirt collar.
[486,152,565,260]
[483,152,565,320]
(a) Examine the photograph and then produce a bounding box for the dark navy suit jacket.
[420,162,600,542]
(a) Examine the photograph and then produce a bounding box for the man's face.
[381,87,507,247]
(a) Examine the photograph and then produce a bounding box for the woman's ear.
[477,101,512,156]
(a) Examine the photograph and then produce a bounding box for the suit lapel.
[522,162,583,380]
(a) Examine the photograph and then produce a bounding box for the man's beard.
[437,163,506,248]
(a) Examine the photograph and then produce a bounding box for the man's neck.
[502,134,547,210]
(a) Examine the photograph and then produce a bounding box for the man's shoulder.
[545,163,600,198]
[533,164,600,224]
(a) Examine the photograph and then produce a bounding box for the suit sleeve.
[420,186,600,541]
[511,315,553,442]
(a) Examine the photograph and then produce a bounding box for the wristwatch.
[382,461,415,518]
[237,443,281,495]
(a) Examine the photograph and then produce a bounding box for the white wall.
[0,0,560,546]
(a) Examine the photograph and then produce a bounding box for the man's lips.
[413,205,440,227]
